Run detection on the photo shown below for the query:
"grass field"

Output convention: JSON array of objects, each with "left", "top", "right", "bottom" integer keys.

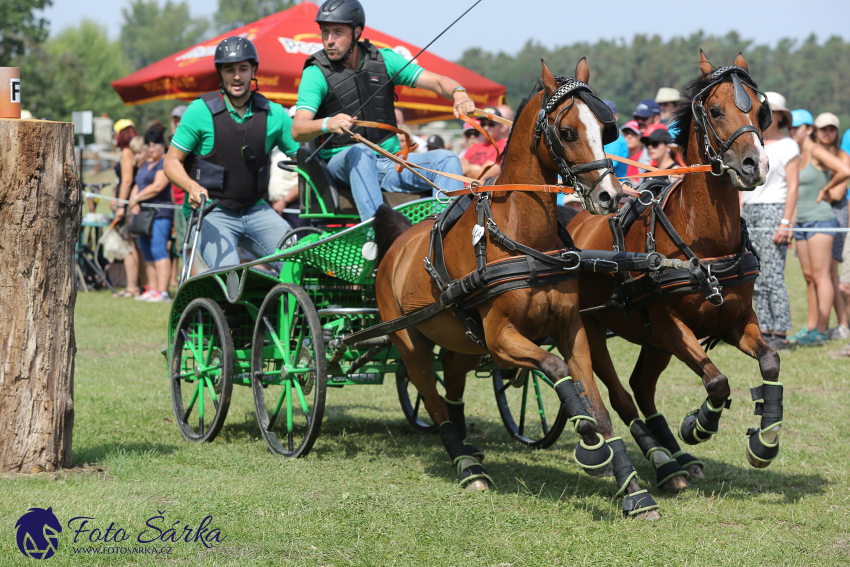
[{"left": 1, "top": 256, "right": 849, "bottom": 566}]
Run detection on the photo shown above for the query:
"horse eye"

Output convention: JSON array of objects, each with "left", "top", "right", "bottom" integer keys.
[
  {"left": 709, "top": 106, "right": 722, "bottom": 119},
  {"left": 559, "top": 128, "right": 574, "bottom": 141}
]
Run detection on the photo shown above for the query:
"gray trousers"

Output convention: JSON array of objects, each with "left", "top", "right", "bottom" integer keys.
[{"left": 743, "top": 203, "right": 792, "bottom": 333}]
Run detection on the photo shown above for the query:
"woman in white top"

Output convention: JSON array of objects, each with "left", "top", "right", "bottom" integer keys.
[{"left": 740, "top": 92, "right": 799, "bottom": 350}]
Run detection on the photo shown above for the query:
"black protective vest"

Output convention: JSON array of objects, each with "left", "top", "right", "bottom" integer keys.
[
  {"left": 183, "top": 91, "right": 270, "bottom": 210},
  {"left": 305, "top": 41, "right": 397, "bottom": 150}
]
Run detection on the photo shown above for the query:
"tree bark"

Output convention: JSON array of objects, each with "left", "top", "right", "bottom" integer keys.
[{"left": 0, "top": 118, "right": 80, "bottom": 473}]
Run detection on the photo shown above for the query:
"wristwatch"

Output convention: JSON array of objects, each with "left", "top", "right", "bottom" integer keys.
[
  {"left": 451, "top": 87, "right": 468, "bottom": 97},
  {"left": 779, "top": 219, "right": 790, "bottom": 226}
]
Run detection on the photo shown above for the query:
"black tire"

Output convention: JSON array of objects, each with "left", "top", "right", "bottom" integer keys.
[
  {"left": 493, "top": 367, "right": 568, "bottom": 449},
  {"left": 251, "top": 283, "right": 327, "bottom": 458},
  {"left": 276, "top": 227, "right": 323, "bottom": 251},
  {"left": 170, "top": 298, "right": 234, "bottom": 443},
  {"left": 395, "top": 360, "right": 446, "bottom": 433}
]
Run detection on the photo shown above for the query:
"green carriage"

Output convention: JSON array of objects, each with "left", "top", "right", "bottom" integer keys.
[{"left": 166, "top": 158, "right": 569, "bottom": 457}]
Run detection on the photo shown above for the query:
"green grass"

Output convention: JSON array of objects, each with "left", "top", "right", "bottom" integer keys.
[{"left": 1, "top": 257, "right": 849, "bottom": 566}]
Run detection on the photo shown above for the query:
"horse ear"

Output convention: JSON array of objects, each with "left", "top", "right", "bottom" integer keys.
[
  {"left": 733, "top": 51, "right": 749, "bottom": 72},
  {"left": 540, "top": 59, "right": 559, "bottom": 98},
  {"left": 698, "top": 49, "right": 715, "bottom": 77},
  {"left": 575, "top": 56, "right": 590, "bottom": 84}
]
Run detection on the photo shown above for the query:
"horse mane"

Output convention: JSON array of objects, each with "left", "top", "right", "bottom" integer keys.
[
  {"left": 672, "top": 69, "right": 762, "bottom": 153},
  {"left": 500, "top": 75, "right": 575, "bottom": 165}
]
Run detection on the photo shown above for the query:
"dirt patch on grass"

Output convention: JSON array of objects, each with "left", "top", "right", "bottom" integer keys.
[{"left": 4, "top": 462, "right": 114, "bottom": 481}]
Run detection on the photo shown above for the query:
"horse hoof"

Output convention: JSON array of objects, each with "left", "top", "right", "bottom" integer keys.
[
  {"left": 635, "top": 509, "right": 662, "bottom": 521},
  {"left": 686, "top": 464, "right": 705, "bottom": 479},
  {"left": 746, "top": 449, "right": 772, "bottom": 469},
  {"left": 585, "top": 461, "right": 613, "bottom": 478},
  {"left": 465, "top": 478, "right": 489, "bottom": 491},
  {"left": 660, "top": 475, "right": 690, "bottom": 493}
]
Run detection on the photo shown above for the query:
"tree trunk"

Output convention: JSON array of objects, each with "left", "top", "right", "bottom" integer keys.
[{"left": 0, "top": 118, "right": 80, "bottom": 473}]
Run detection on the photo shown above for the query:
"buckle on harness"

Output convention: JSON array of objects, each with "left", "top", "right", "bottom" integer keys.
[
  {"left": 639, "top": 189, "right": 658, "bottom": 206},
  {"left": 588, "top": 258, "right": 618, "bottom": 273}
]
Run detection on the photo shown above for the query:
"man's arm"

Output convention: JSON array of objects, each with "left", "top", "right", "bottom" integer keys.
[
  {"left": 413, "top": 70, "right": 475, "bottom": 118},
  {"left": 291, "top": 108, "right": 357, "bottom": 143},
  {"left": 164, "top": 145, "right": 208, "bottom": 208}
]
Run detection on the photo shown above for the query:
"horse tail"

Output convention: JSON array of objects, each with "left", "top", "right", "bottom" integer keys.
[{"left": 373, "top": 204, "right": 412, "bottom": 264}]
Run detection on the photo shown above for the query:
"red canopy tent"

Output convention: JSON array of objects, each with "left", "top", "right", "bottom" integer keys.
[{"left": 111, "top": 1, "right": 505, "bottom": 123}]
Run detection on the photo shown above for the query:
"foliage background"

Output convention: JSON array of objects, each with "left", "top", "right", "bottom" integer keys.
[{"left": 7, "top": 1, "right": 850, "bottom": 134}]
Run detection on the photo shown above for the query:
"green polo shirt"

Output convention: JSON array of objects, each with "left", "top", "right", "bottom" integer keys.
[
  {"left": 172, "top": 91, "right": 299, "bottom": 217},
  {"left": 296, "top": 46, "right": 424, "bottom": 160}
]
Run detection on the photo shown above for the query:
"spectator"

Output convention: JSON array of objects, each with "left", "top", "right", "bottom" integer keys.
[
  {"left": 427, "top": 134, "right": 446, "bottom": 151},
  {"left": 602, "top": 100, "right": 628, "bottom": 178},
  {"left": 655, "top": 88, "right": 682, "bottom": 125},
  {"left": 787, "top": 109, "right": 850, "bottom": 345},
  {"left": 461, "top": 106, "right": 507, "bottom": 178},
  {"left": 641, "top": 124, "right": 678, "bottom": 173},
  {"left": 395, "top": 108, "right": 427, "bottom": 153},
  {"left": 458, "top": 122, "right": 481, "bottom": 158},
  {"left": 131, "top": 128, "right": 174, "bottom": 303},
  {"left": 813, "top": 112, "right": 850, "bottom": 340},
  {"left": 169, "top": 104, "right": 188, "bottom": 289},
  {"left": 740, "top": 92, "right": 798, "bottom": 350},
  {"left": 621, "top": 120, "right": 649, "bottom": 182},
  {"left": 837, "top": 129, "right": 850, "bottom": 356},
  {"left": 632, "top": 99, "right": 661, "bottom": 132},
  {"left": 496, "top": 104, "right": 514, "bottom": 122},
  {"left": 111, "top": 121, "right": 144, "bottom": 298}
]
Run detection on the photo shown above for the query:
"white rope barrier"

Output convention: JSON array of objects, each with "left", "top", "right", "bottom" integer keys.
[
  {"left": 83, "top": 191, "right": 182, "bottom": 210},
  {"left": 748, "top": 227, "right": 850, "bottom": 232}
]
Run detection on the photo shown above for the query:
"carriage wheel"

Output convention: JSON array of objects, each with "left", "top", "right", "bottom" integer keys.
[
  {"left": 493, "top": 368, "right": 568, "bottom": 449},
  {"left": 251, "top": 283, "right": 327, "bottom": 458},
  {"left": 276, "top": 227, "right": 323, "bottom": 251},
  {"left": 395, "top": 360, "right": 446, "bottom": 433},
  {"left": 170, "top": 298, "right": 234, "bottom": 443}
]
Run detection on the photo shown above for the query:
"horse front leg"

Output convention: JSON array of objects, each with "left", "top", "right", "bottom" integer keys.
[
  {"left": 555, "top": 313, "right": 660, "bottom": 520},
  {"left": 722, "top": 308, "right": 783, "bottom": 469},
  {"left": 651, "top": 316, "right": 733, "bottom": 451}
]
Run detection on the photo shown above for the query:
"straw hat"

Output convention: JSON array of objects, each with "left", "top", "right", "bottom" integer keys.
[
  {"left": 764, "top": 92, "right": 792, "bottom": 129},
  {"left": 655, "top": 87, "right": 683, "bottom": 104}
]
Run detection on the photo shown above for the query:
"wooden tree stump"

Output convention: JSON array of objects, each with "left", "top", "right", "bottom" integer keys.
[{"left": 0, "top": 119, "right": 80, "bottom": 473}]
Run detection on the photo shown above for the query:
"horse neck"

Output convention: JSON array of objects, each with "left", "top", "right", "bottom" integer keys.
[
  {"left": 492, "top": 123, "right": 560, "bottom": 249},
  {"left": 667, "top": 132, "right": 743, "bottom": 257}
]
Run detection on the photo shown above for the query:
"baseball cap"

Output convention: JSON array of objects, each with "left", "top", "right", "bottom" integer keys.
[
  {"left": 764, "top": 92, "right": 792, "bottom": 128},
  {"left": 814, "top": 112, "right": 839, "bottom": 130},
  {"left": 602, "top": 100, "right": 617, "bottom": 114},
  {"left": 655, "top": 87, "right": 682, "bottom": 104},
  {"left": 427, "top": 135, "right": 445, "bottom": 151},
  {"left": 113, "top": 118, "right": 135, "bottom": 133},
  {"left": 791, "top": 109, "right": 813, "bottom": 127},
  {"left": 171, "top": 105, "right": 187, "bottom": 119},
  {"left": 633, "top": 99, "right": 661, "bottom": 118},
  {"left": 621, "top": 120, "right": 641, "bottom": 136},
  {"left": 463, "top": 122, "right": 480, "bottom": 136},
  {"left": 641, "top": 123, "right": 671, "bottom": 146},
  {"left": 477, "top": 107, "right": 502, "bottom": 123}
]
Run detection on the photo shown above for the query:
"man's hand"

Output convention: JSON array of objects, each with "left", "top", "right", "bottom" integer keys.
[
  {"left": 453, "top": 94, "right": 475, "bottom": 119},
  {"left": 326, "top": 114, "right": 356, "bottom": 135},
  {"left": 188, "top": 184, "right": 210, "bottom": 209}
]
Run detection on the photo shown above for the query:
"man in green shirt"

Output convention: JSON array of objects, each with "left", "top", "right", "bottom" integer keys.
[
  {"left": 164, "top": 37, "right": 299, "bottom": 271},
  {"left": 291, "top": 0, "right": 474, "bottom": 220}
]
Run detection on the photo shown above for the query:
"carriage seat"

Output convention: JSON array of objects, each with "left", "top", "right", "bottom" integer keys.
[{"left": 295, "top": 147, "right": 422, "bottom": 218}]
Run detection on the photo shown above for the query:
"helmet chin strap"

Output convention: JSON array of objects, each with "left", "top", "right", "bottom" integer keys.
[{"left": 338, "top": 27, "right": 361, "bottom": 63}]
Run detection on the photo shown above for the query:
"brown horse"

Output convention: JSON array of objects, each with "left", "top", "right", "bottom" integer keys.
[
  {"left": 568, "top": 51, "right": 781, "bottom": 492},
  {"left": 374, "top": 59, "right": 661, "bottom": 518}
]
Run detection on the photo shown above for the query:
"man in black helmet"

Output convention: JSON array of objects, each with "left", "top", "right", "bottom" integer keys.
[
  {"left": 164, "top": 36, "right": 299, "bottom": 271},
  {"left": 291, "top": 0, "right": 473, "bottom": 220}
]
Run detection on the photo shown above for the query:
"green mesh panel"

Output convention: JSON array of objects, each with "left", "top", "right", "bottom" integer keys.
[{"left": 281, "top": 198, "right": 448, "bottom": 285}]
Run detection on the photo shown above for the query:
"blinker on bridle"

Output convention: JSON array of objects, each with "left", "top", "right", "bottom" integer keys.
[
  {"left": 533, "top": 77, "right": 618, "bottom": 202},
  {"left": 691, "top": 65, "right": 772, "bottom": 176}
]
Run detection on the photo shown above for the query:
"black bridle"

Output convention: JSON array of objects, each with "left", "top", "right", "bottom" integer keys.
[
  {"left": 533, "top": 77, "right": 618, "bottom": 203},
  {"left": 691, "top": 65, "right": 772, "bottom": 176}
]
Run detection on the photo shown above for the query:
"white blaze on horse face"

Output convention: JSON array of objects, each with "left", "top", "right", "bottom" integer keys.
[
  {"left": 751, "top": 132, "right": 769, "bottom": 178},
  {"left": 576, "top": 102, "right": 617, "bottom": 194}
]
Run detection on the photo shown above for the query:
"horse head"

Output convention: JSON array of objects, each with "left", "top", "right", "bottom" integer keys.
[
  {"left": 680, "top": 50, "right": 771, "bottom": 190},
  {"left": 534, "top": 58, "right": 622, "bottom": 214}
]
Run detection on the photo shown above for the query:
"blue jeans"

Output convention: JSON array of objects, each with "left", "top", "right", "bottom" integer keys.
[
  {"left": 793, "top": 218, "right": 838, "bottom": 241},
  {"left": 198, "top": 202, "right": 291, "bottom": 271},
  {"left": 137, "top": 217, "right": 173, "bottom": 262},
  {"left": 326, "top": 145, "right": 464, "bottom": 219}
]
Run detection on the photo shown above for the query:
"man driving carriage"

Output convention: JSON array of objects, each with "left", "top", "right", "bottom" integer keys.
[
  {"left": 163, "top": 36, "right": 299, "bottom": 271},
  {"left": 290, "top": 0, "right": 471, "bottom": 220}
]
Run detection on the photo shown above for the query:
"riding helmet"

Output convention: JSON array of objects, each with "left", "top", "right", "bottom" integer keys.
[
  {"left": 214, "top": 36, "right": 259, "bottom": 69},
  {"left": 315, "top": 0, "right": 366, "bottom": 30}
]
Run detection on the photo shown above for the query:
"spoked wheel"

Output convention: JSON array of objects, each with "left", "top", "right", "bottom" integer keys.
[
  {"left": 170, "top": 298, "right": 234, "bottom": 442},
  {"left": 493, "top": 367, "right": 568, "bottom": 449},
  {"left": 251, "top": 283, "right": 327, "bottom": 458},
  {"left": 396, "top": 361, "right": 446, "bottom": 432}
]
